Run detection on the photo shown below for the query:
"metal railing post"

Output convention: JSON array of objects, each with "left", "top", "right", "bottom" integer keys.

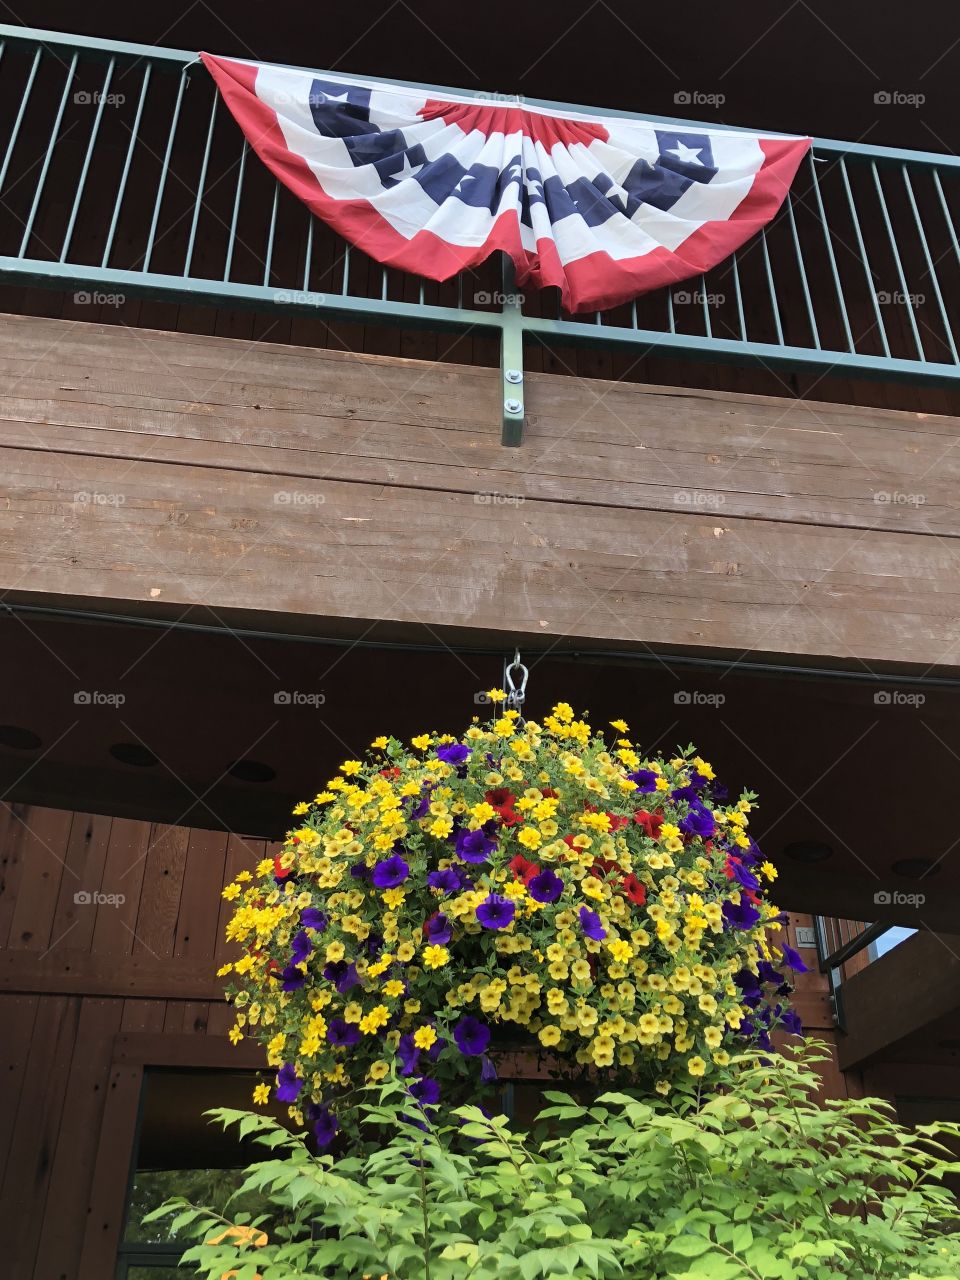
[{"left": 499, "top": 255, "right": 525, "bottom": 446}]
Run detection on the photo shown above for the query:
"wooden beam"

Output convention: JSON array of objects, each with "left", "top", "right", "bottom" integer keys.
[
  {"left": 112, "top": 1032, "right": 265, "bottom": 1068},
  {"left": 837, "top": 931, "right": 960, "bottom": 1069},
  {"left": 2, "top": 313, "right": 960, "bottom": 670}
]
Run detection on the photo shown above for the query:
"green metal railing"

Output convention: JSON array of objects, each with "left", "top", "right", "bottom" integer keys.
[{"left": 2, "top": 24, "right": 960, "bottom": 444}]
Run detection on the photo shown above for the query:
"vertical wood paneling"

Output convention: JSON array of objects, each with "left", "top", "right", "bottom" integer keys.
[
  {"left": 77, "top": 1061, "right": 143, "bottom": 1280},
  {"left": 6, "top": 807, "right": 76, "bottom": 951},
  {"left": 32, "top": 997, "right": 125, "bottom": 1280},
  {"left": 0, "top": 995, "right": 80, "bottom": 1278},
  {"left": 49, "top": 811, "right": 115, "bottom": 954},
  {"left": 89, "top": 817, "right": 151, "bottom": 954}
]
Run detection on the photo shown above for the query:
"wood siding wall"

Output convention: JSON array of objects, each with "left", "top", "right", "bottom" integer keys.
[
  {"left": 0, "top": 800, "right": 840, "bottom": 1280},
  {"left": 2, "top": 311, "right": 960, "bottom": 672}
]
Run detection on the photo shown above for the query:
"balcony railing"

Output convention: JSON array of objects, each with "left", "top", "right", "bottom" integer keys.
[{"left": 3, "top": 24, "right": 960, "bottom": 442}]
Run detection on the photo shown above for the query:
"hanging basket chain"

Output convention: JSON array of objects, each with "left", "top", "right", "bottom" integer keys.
[{"left": 503, "top": 648, "right": 529, "bottom": 716}]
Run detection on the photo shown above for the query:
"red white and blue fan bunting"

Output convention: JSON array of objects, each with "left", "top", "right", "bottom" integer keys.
[{"left": 202, "top": 54, "right": 812, "bottom": 314}]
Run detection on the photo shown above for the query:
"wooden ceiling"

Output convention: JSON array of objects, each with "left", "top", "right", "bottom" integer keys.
[{"left": 0, "top": 606, "right": 956, "bottom": 929}]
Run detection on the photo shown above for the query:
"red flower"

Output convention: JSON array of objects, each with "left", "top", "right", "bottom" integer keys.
[
  {"left": 380, "top": 766, "right": 401, "bottom": 779},
  {"left": 592, "top": 857, "right": 618, "bottom": 878},
  {"left": 509, "top": 854, "right": 540, "bottom": 885},
  {"left": 622, "top": 874, "right": 646, "bottom": 906},
  {"left": 723, "top": 857, "right": 739, "bottom": 879},
  {"left": 485, "top": 788, "right": 522, "bottom": 826},
  {"left": 606, "top": 813, "right": 629, "bottom": 831},
  {"left": 634, "top": 809, "right": 664, "bottom": 839},
  {"left": 562, "top": 834, "right": 578, "bottom": 850},
  {"left": 274, "top": 855, "right": 292, "bottom": 879}
]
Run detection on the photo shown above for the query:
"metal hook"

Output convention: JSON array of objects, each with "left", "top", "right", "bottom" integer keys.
[{"left": 504, "top": 647, "right": 528, "bottom": 712}]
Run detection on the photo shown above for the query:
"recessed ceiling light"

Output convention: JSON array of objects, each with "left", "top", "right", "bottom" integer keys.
[
  {"left": 109, "top": 742, "right": 159, "bottom": 768},
  {"left": 891, "top": 857, "right": 938, "bottom": 879},
  {"left": 0, "top": 725, "right": 42, "bottom": 750},
  {"left": 783, "top": 840, "right": 833, "bottom": 863},
  {"left": 228, "top": 760, "right": 276, "bottom": 783}
]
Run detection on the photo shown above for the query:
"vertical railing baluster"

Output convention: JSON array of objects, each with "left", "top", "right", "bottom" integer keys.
[
  {"left": 0, "top": 45, "right": 41, "bottom": 198},
  {"left": 61, "top": 57, "right": 116, "bottom": 262},
  {"left": 785, "top": 191, "right": 820, "bottom": 349},
  {"left": 666, "top": 288, "right": 675, "bottom": 334},
  {"left": 222, "top": 138, "right": 248, "bottom": 282},
  {"left": 839, "top": 156, "right": 890, "bottom": 357},
  {"left": 183, "top": 88, "right": 218, "bottom": 277},
  {"left": 902, "top": 164, "right": 958, "bottom": 364},
  {"left": 19, "top": 51, "right": 78, "bottom": 257},
  {"left": 142, "top": 63, "right": 188, "bottom": 272},
  {"left": 102, "top": 61, "right": 150, "bottom": 268},
  {"left": 730, "top": 251, "right": 747, "bottom": 341},
  {"left": 381, "top": 267, "right": 388, "bottom": 301},
  {"left": 302, "top": 212, "right": 314, "bottom": 290},
  {"left": 700, "top": 273, "right": 712, "bottom": 339},
  {"left": 630, "top": 299, "right": 638, "bottom": 330},
  {"left": 341, "top": 242, "right": 350, "bottom": 295},
  {"left": 262, "top": 180, "right": 279, "bottom": 287},
  {"left": 932, "top": 169, "right": 960, "bottom": 268},
  {"left": 807, "top": 152, "right": 854, "bottom": 353},
  {"left": 759, "top": 226, "right": 785, "bottom": 346},
  {"left": 871, "top": 159, "right": 924, "bottom": 361}
]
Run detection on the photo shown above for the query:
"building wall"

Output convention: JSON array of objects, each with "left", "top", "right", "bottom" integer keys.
[
  {"left": 2, "top": 312, "right": 960, "bottom": 674},
  {"left": 0, "top": 800, "right": 840, "bottom": 1280}
]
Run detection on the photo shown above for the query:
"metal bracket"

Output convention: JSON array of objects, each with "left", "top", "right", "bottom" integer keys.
[{"left": 499, "top": 254, "right": 525, "bottom": 446}]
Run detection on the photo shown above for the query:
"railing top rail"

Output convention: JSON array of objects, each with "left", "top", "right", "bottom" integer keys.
[{"left": 1, "top": 21, "right": 958, "bottom": 171}]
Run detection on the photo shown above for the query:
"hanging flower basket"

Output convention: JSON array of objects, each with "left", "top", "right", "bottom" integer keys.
[{"left": 218, "top": 696, "right": 805, "bottom": 1145}]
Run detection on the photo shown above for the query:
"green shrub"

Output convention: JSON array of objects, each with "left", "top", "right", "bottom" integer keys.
[{"left": 149, "top": 1045, "right": 960, "bottom": 1280}]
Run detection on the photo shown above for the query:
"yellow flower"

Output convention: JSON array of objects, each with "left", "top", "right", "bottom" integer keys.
[
  {"left": 687, "top": 1055, "right": 707, "bottom": 1077},
  {"left": 606, "top": 939, "right": 633, "bottom": 963},
  {"left": 580, "top": 875, "right": 604, "bottom": 900},
  {"left": 411, "top": 734, "right": 432, "bottom": 750},
  {"left": 325, "top": 941, "right": 345, "bottom": 962},
  {"left": 610, "top": 719, "right": 629, "bottom": 733},
  {"left": 228, "top": 1025, "right": 243, "bottom": 1045},
  {"left": 422, "top": 945, "right": 450, "bottom": 970},
  {"left": 383, "top": 979, "right": 406, "bottom": 998},
  {"left": 340, "top": 760, "right": 363, "bottom": 776},
  {"left": 486, "top": 688, "right": 507, "bottom": 703},
  {"left": 382, "top": 887, "right": 406, "bottom": 909},
  {"left": 397, "top": 941, "right": 416, "bottom": 962},
  {"left": 221, "top": 883, "right": 241, "bottom": 901},
  {"left": 517, "top": 826, "right": 542, "bottom": 850},
  {"left": 538, "top": 1025, "right": 561, "bottom": 1046},
  {"left": 359, "top": 1005, "right": 390, "bottom": 1035},
  {"left": 252, "top": 1083, "right": 271, "bottom": 1105},
  {"left": 761, "top": 861, "right": 778, "bottom": 881},
  {"left": 367, "top": 1060, "right": 390, "bottom": 1081},
  {"left": 371, "top": 736, "right": 389, "bottom": 749},
  {"left": 414, "top": 1025, "right": 437, "bottom": 1050}
]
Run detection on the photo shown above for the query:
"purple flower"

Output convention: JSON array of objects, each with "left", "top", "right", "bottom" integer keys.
[
  {"left": 480, "top": 1054, "right": 498, "bottom": 1083},
  {"left": 455, "top": 825, "right": 498, "bottom": 864},
  {"left": 406, "top": 786, "right": 433, "bottom": 820},
  {"left": 723, "top": 898, "right": 762, "bottom": 930},
  {"left": 436, "top": 743, "right": 471, "bottom": 770},
  {"left": 312, "top": 1105, "right": 338, "bottom": 1148},
  {"left": 425, "top": 912, "right": 452, "bottom": 945},
  {"left": 529, "top": 869, "right": 563, "bottom": 904},
  {"left": 327, "top": 1018, "right": 361, "bottom": 1048},
  {"left": 290, "top": 929, "right": 312, "bottom": 964},
  {"left": 427, "top": 867, "right": 461, "bottom": 894},
  {"left": 476, "top": 895, "right": 515, "bottom": 930},
  {"left": 679, "top": 801, "right": 715, "bottom": 839},
  {"left": 726, "top": 857, "right": 760, "bottom": 892},
  {"left": 626, "top": 768, "right": 657, "bottom": 792},
  {"left": 779, "top": 942, "right": 809, "bottom": 973},
  {"left": 281, "top": 963, "right": 307, "bottom": 992},
  {"left": 372, "top": 855, "right": 409, "bottom": 889},
  {"left": 409, "top": 1076, "right": 441, "bottom": 1106},
  {"left": 734, "top": 968, "right": 763, "bottom": 1007},
  {"left": 350, "top": 862, "right": 371, "bottom": 881},
  {"left": 323, "top": 960, "right": 360, "bottom": 993},
  {"left": 301, "top": 908, "right": 328, "bottom": 932},
  {"left": 397, "top": 1032, "right": 420, "bottom": 1077},
  {"left": 453, "top": 1015, "right": 491, "bottom": 1057},
  {"left": 276, "top": 1063, "right": 303, "bottom": 1102},
  {"left": 579, "top": 906, "right": 606, "bottom": 941},
  {"left": 779, "top": 1007, "right": 804, "bottom": 1036}
]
